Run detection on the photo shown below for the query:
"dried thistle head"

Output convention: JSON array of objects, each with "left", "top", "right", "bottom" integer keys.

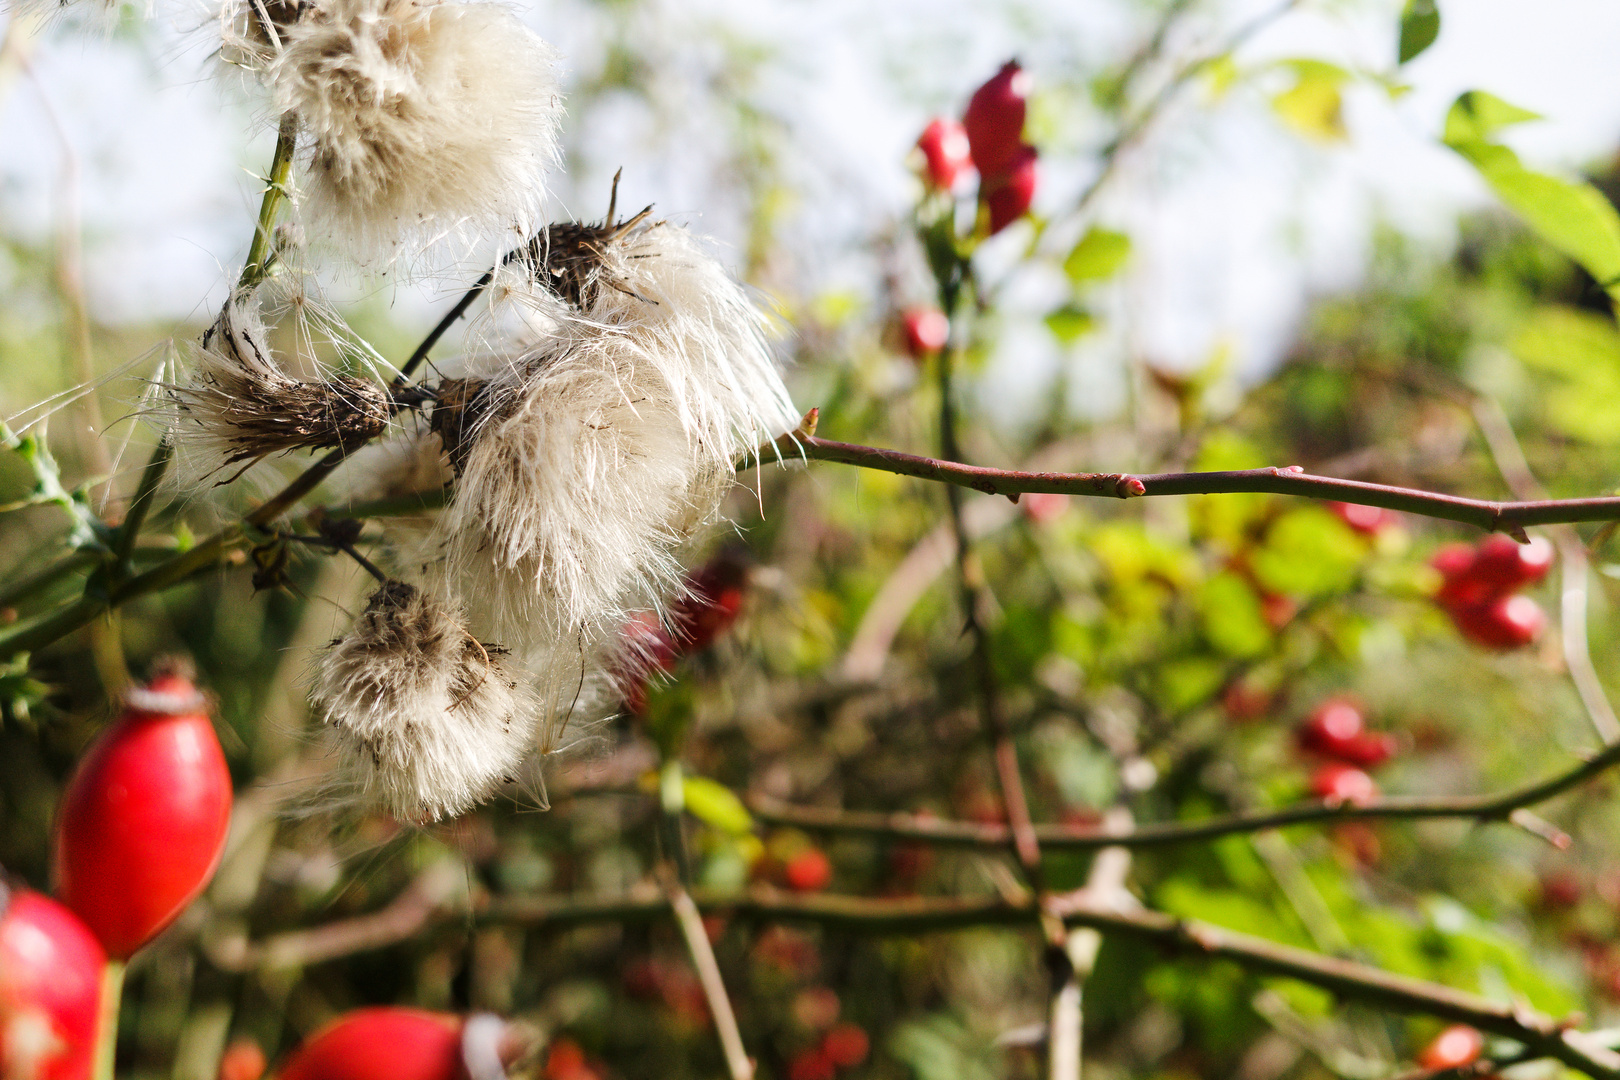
[
  {"left": 167, "top": 297, "right": 395, "bottom": 482},
  {"left": 267, "top": 0, "right": 563, "bottom": 259},
  {"left": 311, "top": 580, "right": 536, "bottom": 822}
]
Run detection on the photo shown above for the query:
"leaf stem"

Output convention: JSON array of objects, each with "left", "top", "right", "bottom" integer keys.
[{"left": 93, "top": 958, "right": 124, "bottom": 1080}]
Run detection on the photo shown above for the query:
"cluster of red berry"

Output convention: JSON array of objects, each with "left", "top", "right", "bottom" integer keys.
[
  {"left": 620, "top": 549, "right": 752, "bottom": 714},
  {"left": 1, "top": 663, "right": 231, "bottom": 1080},
  {"left": 1431, "top": 534, "right": 1553, "bottom": 650},
  {"left": 786, "top": 1021, "right": 870, "bottom": 1080},
  {"left": 901, "top": 59, "right": 1039, "bottom": 363},
  {"left": 1296, "top": 697, "right": 1399, "bottom": 805}
]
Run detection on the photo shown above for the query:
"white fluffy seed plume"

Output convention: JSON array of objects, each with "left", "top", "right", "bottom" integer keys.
[
  {"left": 311, "top": 579, "right": 536, "bottom": 822},
  {"left": 167, "top": 295, "right": 395, "bottom": 485},
  {"left": 267, "top": 0, "right": 563, "bottom": 258},
  {"left": 427, "top": 212, "right": 799, "bottom": 639}
]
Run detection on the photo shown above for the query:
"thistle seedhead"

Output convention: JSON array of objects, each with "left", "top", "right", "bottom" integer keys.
[
  {"left": 311, "top": 580, "right": 536, "bottom": 822},
  {"left": 168, "top": 297, "right": 396, "bottom": 482},
  {"left": 266, "top": 0, "right": 563, "bottom": 260}
]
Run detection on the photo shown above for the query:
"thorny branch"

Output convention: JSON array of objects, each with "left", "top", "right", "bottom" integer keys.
[
  {"left": 749, "top": 735, "right": 1620, "bottom": 852},
  {"left": 207, "top": 886, "right": 1620, "bottom": 1080}
]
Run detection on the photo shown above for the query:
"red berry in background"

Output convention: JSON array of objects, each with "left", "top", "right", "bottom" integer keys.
[
  {"left": 788, "top": 1049, "right": 836, "bottom": 1080},
  {"left": 915, "top": 118, "right": 973, "bottom": 191},
  {"left": 964, "top": 60, "right": 1032, "bottom": 179},
  {"left": 902, "top": 308, "right": 950, "bottom": 360},
  {"left": 821, "top": 1024, "right": 871, "bottom": 1068},
  {"left": 1311, "top": 763, "right": 1378, "bottom": 804},
  {"left": 1471, "top": 534, "right": 1554, "bottom": 593},
  {"left": 1539, "top": 869, "right": 1583, "bottom": 910},
  {"left": 1298, "top": 698, "right": 1365, "bottom": 751},
  {"left": 1417, "top": 1025, "right": 1484, "bottom": 1071},
  {"left": 217, "top": 1039, "right": 267, "bottom": 1080},
  {"left": 671, "top": 548, "right": 751, "bottom": 655},
  {"left": 1330, "top": 501, "right": 1396, "bottom": 536},
  {"left": 54, "top": 663, "right": 232, "bottom": 960},
  {"left": 1221, "top": 679, "right": 1275, "bottom": 723},
  {"left": 1331, "top": 732, "right": 1399, "bottom": 769},
  {"left": 279, "top": 1009, "right": 462, "bottom": 1080},
  {"left": 0, "top": 884, "right": 105, "bottom": 1080},
  {"left": 1449, "top": 594, "right": 1546, "bottom": 650},
  {"left": 544, "top": 1037, "right": 602, "bottom": 1080},
  {"left": 1020, "top": 491, "right": 1070, "bottom": 524},
  {"left": 983, "top": 146, "right": 1038, "bottom": 235},
  {"left": 784, "top": 848, "right": 833, "bottom": 893}
]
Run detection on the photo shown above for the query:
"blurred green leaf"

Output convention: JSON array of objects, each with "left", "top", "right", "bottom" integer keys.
[
  {"left": 1397, "top": 0, "right": 1440, "bottom": 64},
  {"left": 1251, "top": 507, "right": 1364, "bottom": 598},
  {"left": 1044, "top": 304, "right": 1096, "bottom": 345},
  {"left": 1511, "top": 305, "right": 1620, "bottom": 442},
  {"left": 1063, "top": 227, "right": 1132, "bottom": 284},
  {"left": 1272, "top": 61, "right": 1350, "bottom": 142},
  {"left": 683, "top": 775, "right": 753, "bottom": 835},
  {"left": 1444, "top": 92, "right": 1620, "bottom": 298},
  {"left": 1199, "top": 572, "right": 1273, "bottom": 659}
]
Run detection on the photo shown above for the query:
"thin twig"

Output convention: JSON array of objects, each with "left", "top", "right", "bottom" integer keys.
[
  {"left": 1048, "top": 808, "right": 1134, "bottom": 1080},
  {"left": 749, "top": 737, "right": 1620, "bottom": 851},
  {"left": 742, "top": 431, "right": 1620, "bottom": 532},
  {"left": 669, "top": 884, "right": 754, "bottom": 1080}
]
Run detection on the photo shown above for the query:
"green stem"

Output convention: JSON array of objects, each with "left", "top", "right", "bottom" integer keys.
[
  {"left": 112, "top": 439, "right": 171, "bottom": 579},
  {"left": 93, "top": 958, "right": 124, "bottom": 1080},
  {"left": 238, "top": 114, "right": 298, "bottom": 293},
  {"left": 0, "top": 550, "right": 97, "bottom": 610}
]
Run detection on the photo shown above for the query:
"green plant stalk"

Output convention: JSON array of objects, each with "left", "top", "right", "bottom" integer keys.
[
  {"left": 238, "top": 114, "right": 298, "bottom": 293},
  {"left": 111, "top": 438, "right": 172, "bottom": 579},
  {"left": 93, "top": 958, "right": 124, "bottom": 1080}
]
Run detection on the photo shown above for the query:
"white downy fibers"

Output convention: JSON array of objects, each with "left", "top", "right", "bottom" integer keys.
[
  {"left": 311, "top": 579, "right": 536, "bottom": 821},
  {"left": 268, "top": 0, "right": 562, "bottom": 258}
]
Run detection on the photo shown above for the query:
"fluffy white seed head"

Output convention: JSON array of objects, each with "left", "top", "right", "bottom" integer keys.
[
  {"left": 267, "top": 0, "right": 563, "bottom": 259},
  {"left": 166, "top": 294, "right": 395, "bottom": 487},
  {"left": 311, "top": 579, "right": 536, "bottom": 822}
]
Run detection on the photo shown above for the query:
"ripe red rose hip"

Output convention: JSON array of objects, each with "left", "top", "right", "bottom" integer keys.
[
  {"left": 784, "top": 848, "right": 833, "bottom": 892},
  {"left": 1416, "top": 1024, "right": 1483, "bottom": 1071},
  {"left": 915, "top": 118, "right": 973, "bottom": 191},
  {"left": 984, "top": 146, "right": 1038, "bottom": 235},
  {"left": 280, "top": 1009, "right": 528, "bottom": 1080},
  {"left": 1450, "top": 594, "right": 1546, "bottom": 650},
  {"left": 53, "top": 663, "right": 232, "bottom": 959},
  {"left": 902, "top": 308, "right": 950, "bottom": 360},
  {"left": 821, "top": 1023, "right": 870, "bottom": 1068},
  {"left": 1330, "top": 501, "right": 1395, "bottom": 536},
  {"left": 0, "top": 884, "right": 105, "bottom": 1080},
  {"left": 1311, "top": 763, "right": 1377, "bottom": 804},
  {"left": 1470, "top": 534, "right": 1554, "bottom": 592},
  {"left": 964, "top": 60, "right": 1032, "bottom": 179}
]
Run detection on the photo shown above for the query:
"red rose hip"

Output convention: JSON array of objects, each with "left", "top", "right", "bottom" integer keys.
[
  {"left": 902, "top": 308, "right": 950, "bottom": 360},
  {"left": 1449, "top": 594, "right": 1546, "bottom": 650},
  {"left": 915, "top": 118, "right": 973, "bottom": 191},
  {"left": 784, "top": 848, "right": 833, "bottom": 892},
  {"left": 1416, "top": 1024, "right": 1483, "bottom": 1071},
  {"left": 54, "top": 663, "right": 232, "bottom": 959},
  {"left": 1311, "top": 763, "right": 1378, "bottom": 804},
  {"left": 0, "top": 885, "right": 105, "bottom": 1080},
  {"left": 983, "top": 147, "right": 1038, "bottom": 235},
  {"left": 964, "top": 60, "right": 1032, "bottom": 179}
]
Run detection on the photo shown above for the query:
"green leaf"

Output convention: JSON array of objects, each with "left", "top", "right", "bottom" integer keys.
[
  {"left": 1250, "top": 507, "right": 1364, "bottom": 598},
  {"left": 682, "top": 775, "right": 753, "bottom": 835},
  {"left": 1442, "top": 90, "right": 1539, "bottom": 144},
  {"left": 1443, "top": 92, "right": 1620, "bottom": 297},
  {"left": 1511, "top": 305, "right": 1620, "bottom": 443},
  {"left": 1397, "top": 0, "right": 1440, "bottom": 64},
  {"left": 1063, "top": 227, "right": 1132, "bottom": 284},
  {"left": 1271, "top": 62, "right": 1349, "bottom": 142},
  {"left": 1044, "top": 304, "right": 1095, "bottom": 345},
  {"left": 1198, "top": 572, "right": 1273, "bottom": 659}
]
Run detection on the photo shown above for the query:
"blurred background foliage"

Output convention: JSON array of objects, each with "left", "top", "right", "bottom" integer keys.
[{"left": 5, "top": 0, "right": 1620, "bottom": 1078}]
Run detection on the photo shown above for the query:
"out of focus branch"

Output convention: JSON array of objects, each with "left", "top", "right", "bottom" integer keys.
[
  {"left": 750, "top": 737, "right": 1620, "bottom": 851},
  {"left": 744, "top": 428, "right": 1620, "bottom": 532}
]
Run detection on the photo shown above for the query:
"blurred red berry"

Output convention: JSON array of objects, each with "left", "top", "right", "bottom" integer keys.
[
  {"left": 1431, "top": 542, "right": 1478, "bottom": 583},
  {"left": 217, "top": 1040, "right": 267, "bottom": 1080},
  {"left": 1471, "top": 534, "right": 1554, "bottom": 593},
  {"left": 1448, "top": 594, "right": 1546, "bottom": 650},
  {"left": 788, "top": 1049, "right": 836, "bottom": 1080},
  {"left": 1417, "top": 1025, "right": 1484, "bottom": 1071},
  {"left": 1311, "top": 763, "right": 1378, "bottom": 804},
  {"left": 0, "top": 885, "right": 105, "bottom": 1080},
  {"left": 1298, "top": 698, "right": 1365, "bottom": 750},
  {"left": 1221, "top": 679, "right": 1275, "bottom": 723},
  {"left": 784, "top": 848, "right": 833, "bottom": 893},
  {"left": 278, "top": 1008, "right": 462, "bottom": 1080},
  {"left": 544, "top": 1038, "right": 587, "bottom": 1080},
  {"left": 1021, "top": 492, "right": 1070, "bottom": 524},
  {"left": 964, "top": 60, "right": 1031, "bottom": 179},
  {"left": 821, "top": 1024, "right": 871, "bottom": 1068},
  {"left": 902, "top": 308, "right": 950, "bottom": 360},
  {"left": 674, "top": 550, "right": 751, "bottom": 653},
  {"left": 983, "top": 146, "right": 1037, "bottom": 235},
  {"left": 1540, "top": 869, "right": 1583, "bottom": 910},
  {"left": 54, "top": 664, "right": 233, "bottom": 959},
  {"left": 1259, "top": 591, "right": 1298, "bottom": 629},
  {"left": 1330, "top": 501, "right": 1396, "bottom": 535},
  {"left": 1333, "top": 732, "right": 1399, "bottom": 768},
  {"left": 916, "top": 118, "right": 972, "bottom": 191}
]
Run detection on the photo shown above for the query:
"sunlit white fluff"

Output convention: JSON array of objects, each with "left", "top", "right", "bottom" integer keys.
[
  {"left": 267, "top": 0, "right": 563, "bottom": 258},
  {"left": 311, "top": 579, "right": 536, "bottom": 822},
  {"left": 166, "top": 292, "right": 394, "bottom": 487}
]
